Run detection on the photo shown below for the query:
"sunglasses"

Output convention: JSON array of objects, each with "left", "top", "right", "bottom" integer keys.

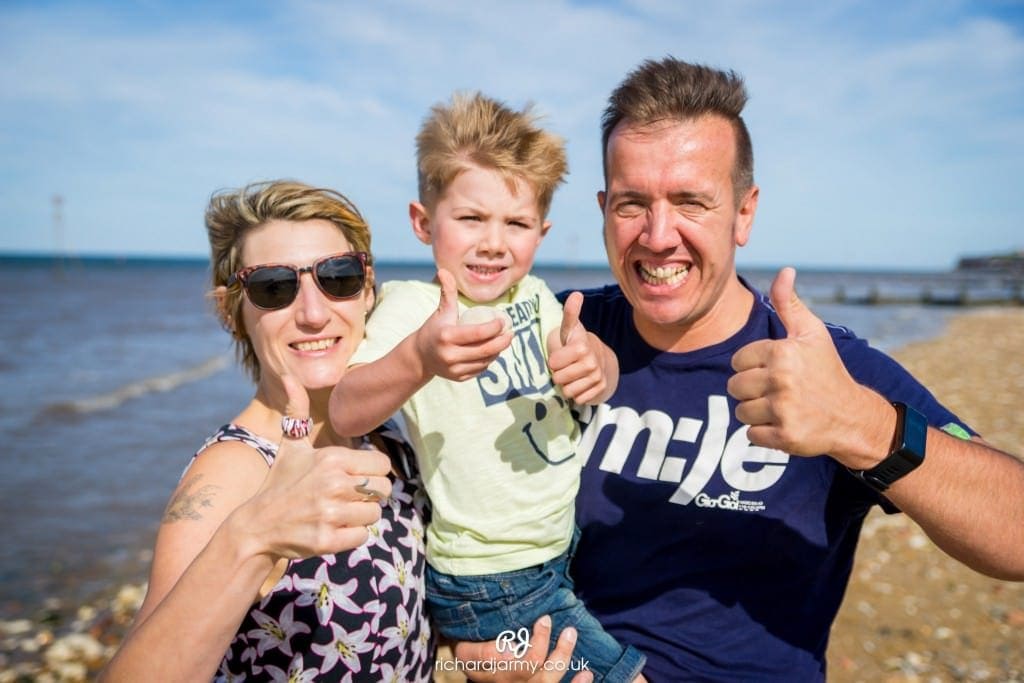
[{"left": 228, "top": 251, "right": 369, "bottom": 310}]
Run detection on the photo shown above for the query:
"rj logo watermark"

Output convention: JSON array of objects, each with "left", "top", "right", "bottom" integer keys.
[
  {"left": 495, "top": 627, "right": 532, "bottom": 659},
  {"left": 436, "top": 627, "right": 591, "bottom": 675}
]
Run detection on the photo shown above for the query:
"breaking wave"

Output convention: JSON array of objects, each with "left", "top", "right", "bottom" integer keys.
[{"left": 45, "top": 354, "right": 231, "bottom": 415}]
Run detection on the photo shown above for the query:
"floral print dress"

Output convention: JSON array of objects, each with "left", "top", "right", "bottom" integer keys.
[{"left": 191, "top": 422, "right": 434, "bottom": 682}]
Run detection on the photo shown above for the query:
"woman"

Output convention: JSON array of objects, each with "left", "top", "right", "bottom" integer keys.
[{"left": 102, "top": 180, "right": 434, "bottom": 681}]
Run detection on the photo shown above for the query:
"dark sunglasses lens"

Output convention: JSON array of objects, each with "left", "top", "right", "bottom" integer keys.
[
  {"left": 245, "top": 266, "right": 299, "bottom": 309},
  {"left": 316, "top": 256, "right": 365, "bottom": 299}
]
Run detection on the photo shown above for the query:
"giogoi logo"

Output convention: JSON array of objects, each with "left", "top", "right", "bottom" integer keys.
[{"left": 694, "top": 490, "right": 766, "bottom": 513}]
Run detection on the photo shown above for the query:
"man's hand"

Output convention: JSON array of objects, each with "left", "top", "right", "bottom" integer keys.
[
  {"left": 414, "top": 268, "right": 513, "bottom": 381},
  {"left": 727, "top": 267, "right": 894, "bottom": 466},
  {"left": 451, "top": 615, "right": 593, "bottom": 682},
  {"left": 547, "top": 292, "right": 618, "bottom": 405}
]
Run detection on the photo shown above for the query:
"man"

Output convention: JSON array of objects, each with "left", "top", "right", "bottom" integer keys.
[
  {"left": 457, "top": 57, "right": 1024, "bottom": 682},
  {"left": 565, "top": 57, "right": 1024, "bottom": 680}
]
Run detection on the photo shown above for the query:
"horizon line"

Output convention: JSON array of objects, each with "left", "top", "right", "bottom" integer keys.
[{"left": 0, "top": 250, "right": 975, "bottom": 275}]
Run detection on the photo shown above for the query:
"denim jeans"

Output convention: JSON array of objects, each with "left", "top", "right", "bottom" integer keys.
[{"left": 426, "top": 537, "right": 646, "bottom": 682}]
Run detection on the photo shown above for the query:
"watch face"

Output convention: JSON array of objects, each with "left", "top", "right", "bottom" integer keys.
[
  {"left": 857, "top": 402, "right": 928, "bottom": 492},
  {"left": 903, "top": 405, "right": 929, "bottom": 459}
]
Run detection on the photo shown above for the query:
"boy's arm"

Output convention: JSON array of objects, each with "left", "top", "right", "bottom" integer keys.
[
  {"left": 331, "top": 269, "right": 513, "bottom": 436},
  {"left": 547, "top": 291, "right": 619, "bottom": 405},
  {"left": 330, "top": 338, "right": 431, "bottom": 438}
]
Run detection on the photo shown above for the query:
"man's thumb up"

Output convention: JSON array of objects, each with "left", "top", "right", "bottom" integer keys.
[
  {"left": 559, "top": 291, "right": 584, "bottom": 347},
  {"left": 770, "top": 267, "right": 823, "bottom": 339}
]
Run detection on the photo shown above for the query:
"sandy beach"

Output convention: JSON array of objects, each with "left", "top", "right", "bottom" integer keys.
[
  {"left": 828, "top": 308, "right": 1024, "bottom": 683},
  {"left": 2, "top": 307, "right": 1021, "bottom": 681}
]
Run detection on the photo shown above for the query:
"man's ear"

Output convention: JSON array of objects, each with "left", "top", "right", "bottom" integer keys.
[
  {"left": 734, "top": 185, "right": 759, "bottom": 247},
  {"left": 597, "top": 190, "right": 607, "bottom": 213},
  {"left": 409, "top": 201, "right": 432, "bottom": 245},
  {"left": 540, "top": 220, "right": 552, "bottom": 238}
]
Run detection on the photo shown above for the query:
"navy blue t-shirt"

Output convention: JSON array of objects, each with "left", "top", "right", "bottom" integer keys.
[{"left": 560, "top": 282, "right": 973, "bottom": 682}]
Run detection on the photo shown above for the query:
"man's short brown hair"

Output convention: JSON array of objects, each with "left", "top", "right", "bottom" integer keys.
[{"left": 602, "top": 57, "right": 754, "bottom": 203}]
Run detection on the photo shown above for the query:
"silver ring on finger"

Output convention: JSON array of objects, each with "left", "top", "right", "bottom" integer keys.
[{"left": 354, "top": 477, "right": 386, "bottom": 502}]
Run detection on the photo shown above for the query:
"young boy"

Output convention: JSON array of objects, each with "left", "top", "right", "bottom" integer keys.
[{"left": 330, "top": 92, "right": 646, "bottom": 681}]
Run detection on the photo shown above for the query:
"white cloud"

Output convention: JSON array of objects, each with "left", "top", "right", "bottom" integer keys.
[{"left": 0, "top": 0, "right": 1020, "bottom": 267}]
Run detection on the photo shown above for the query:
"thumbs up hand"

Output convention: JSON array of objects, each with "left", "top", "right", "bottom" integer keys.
[
  {"left": 414, "top": 269, "right": 513, "bottom": 382},
  {"left": 727, "top": 268, "right": 887, "bottom": 460},
  {"left": 261, "top": 373, "right": 316, "bottom": 493},
  {"left": 250, "top": 373, "right": 392, "bottom": 559},
  {"left": 547, "top": 291, "right": 619, "bottom": 405}
]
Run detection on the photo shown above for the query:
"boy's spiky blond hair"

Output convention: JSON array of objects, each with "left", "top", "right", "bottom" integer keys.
[{"left": 416, "top": 92, "right": 568, "bottom": 217}]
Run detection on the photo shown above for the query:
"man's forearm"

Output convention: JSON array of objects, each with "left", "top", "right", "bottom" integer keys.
[{"left": 882, "top": 431, "right": 1024, "bottom": 580}]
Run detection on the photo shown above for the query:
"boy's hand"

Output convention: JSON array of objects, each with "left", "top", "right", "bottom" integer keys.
[
  {"left": 414, "top": 268, "right": 513, "bottom": 382},
  {"left": 547, "top": 291, "right": 616, "bottom": 404}
]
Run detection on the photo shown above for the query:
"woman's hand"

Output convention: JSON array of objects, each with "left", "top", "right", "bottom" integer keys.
[
  {"left": 450, "top": 615, "right": 593, "bottom": 682},
  {"left": 238, "top": 374, "right": 393, "bottom": 560}
]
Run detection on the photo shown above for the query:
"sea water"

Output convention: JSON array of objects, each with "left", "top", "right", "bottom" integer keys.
[{"left": 0, "top": 257, "right": 958, "bottom": 617}]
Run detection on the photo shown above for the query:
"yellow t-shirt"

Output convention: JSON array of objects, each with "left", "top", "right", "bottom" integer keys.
[{"left": 350, "top": 275, "right": 580, "bottom": 575}]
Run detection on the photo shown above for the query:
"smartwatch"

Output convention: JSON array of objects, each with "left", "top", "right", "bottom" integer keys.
[{"left": 851, "top": 402, "right": 928, "bottom": 493}]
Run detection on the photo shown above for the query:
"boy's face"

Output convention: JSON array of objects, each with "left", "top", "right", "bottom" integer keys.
[{"left": 411, "top": 163, "right": 550, "bottom": 304}]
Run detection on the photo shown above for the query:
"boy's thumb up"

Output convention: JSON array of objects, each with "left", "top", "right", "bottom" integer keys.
[{"left": 435, "top": 268, "right": 459, "bottom": 325}]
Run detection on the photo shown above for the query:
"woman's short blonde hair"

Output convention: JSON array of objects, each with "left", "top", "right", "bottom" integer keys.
[{"left": 206, "top": 180, "right": 373, "bottom": 381}]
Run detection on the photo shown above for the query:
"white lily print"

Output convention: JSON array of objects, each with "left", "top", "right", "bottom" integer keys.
[
  {"left": 262, "top": 655, "right": 318, "bottom": 683},
  {"left": 395, "top": 513, "right": 425, "bottom": 562},
  {"left": 246, "top": 603, "right": 311, "bottom": 657},
  {"left": 345, "top": 541, "right": 372, "bottom": 568},
  {"left": 256, "top": 571, "right": 293, "bottom": 607},
  {"left": 385, "top": 479, "right": 414, "bottom": 514},
  {"left": 205, "top": 424, "right": 432, "bottom": 681},
  {"left": 374, "top": 546, "right": 415, "bottom": 605},
  {"left": 239, "top": 644, "right": 257, "bottom": 669},
  {"left": 367, "top": 517, "right": 393, "bottom": 549},
  {"left": 214, "top": 658, "right": 246, "bottom": 683},
  {"left": 409, "top": 619, "right": 432, "bottom": 667},
  {"left": 377, "top": 603, "right": 411, "bottom": 656},
  {"left": 311, "top": 621, "right": 374, "bottom": 676},
  {"left": 293, "top": 561, "right": 360, "bottom": 625},
  {"left": 361, "top": 598, "right": 385, "bottom": 632},
  {"left": 372, "top": 661, "right": 407, "bottom": 683}
]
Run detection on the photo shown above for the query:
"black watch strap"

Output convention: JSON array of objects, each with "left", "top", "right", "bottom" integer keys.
[{"left": 851, "top": 402, "right": 928, "bottom": 493}]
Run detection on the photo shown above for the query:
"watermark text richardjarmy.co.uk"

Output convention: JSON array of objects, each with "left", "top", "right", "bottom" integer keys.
[{"left": 436, "top": 627, "right": 592, "bottom": 675}]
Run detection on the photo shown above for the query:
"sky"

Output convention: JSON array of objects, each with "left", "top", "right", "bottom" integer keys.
[{"left": 1, "top": 0, "right": 1022, "bottom": 270}]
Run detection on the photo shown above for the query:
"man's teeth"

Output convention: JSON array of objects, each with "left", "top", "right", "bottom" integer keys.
[
  {"left": 639, "top": 264, "right": 689, "bottom": 286},
  {"left": 293, "top": 338, "right": 337, "bottom": 352}
]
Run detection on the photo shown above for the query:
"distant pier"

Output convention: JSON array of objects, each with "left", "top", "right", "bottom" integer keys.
[
  {"left": 821, "top": 276, "right": 1023, "bottom": 307},
  {"left": 738, "top": 264, "right": 1024, "bottom": 308}
]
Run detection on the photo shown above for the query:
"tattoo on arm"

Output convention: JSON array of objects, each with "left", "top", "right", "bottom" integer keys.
[{"left": 163, "top": 474, "right": 220, "bottom": 523}]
